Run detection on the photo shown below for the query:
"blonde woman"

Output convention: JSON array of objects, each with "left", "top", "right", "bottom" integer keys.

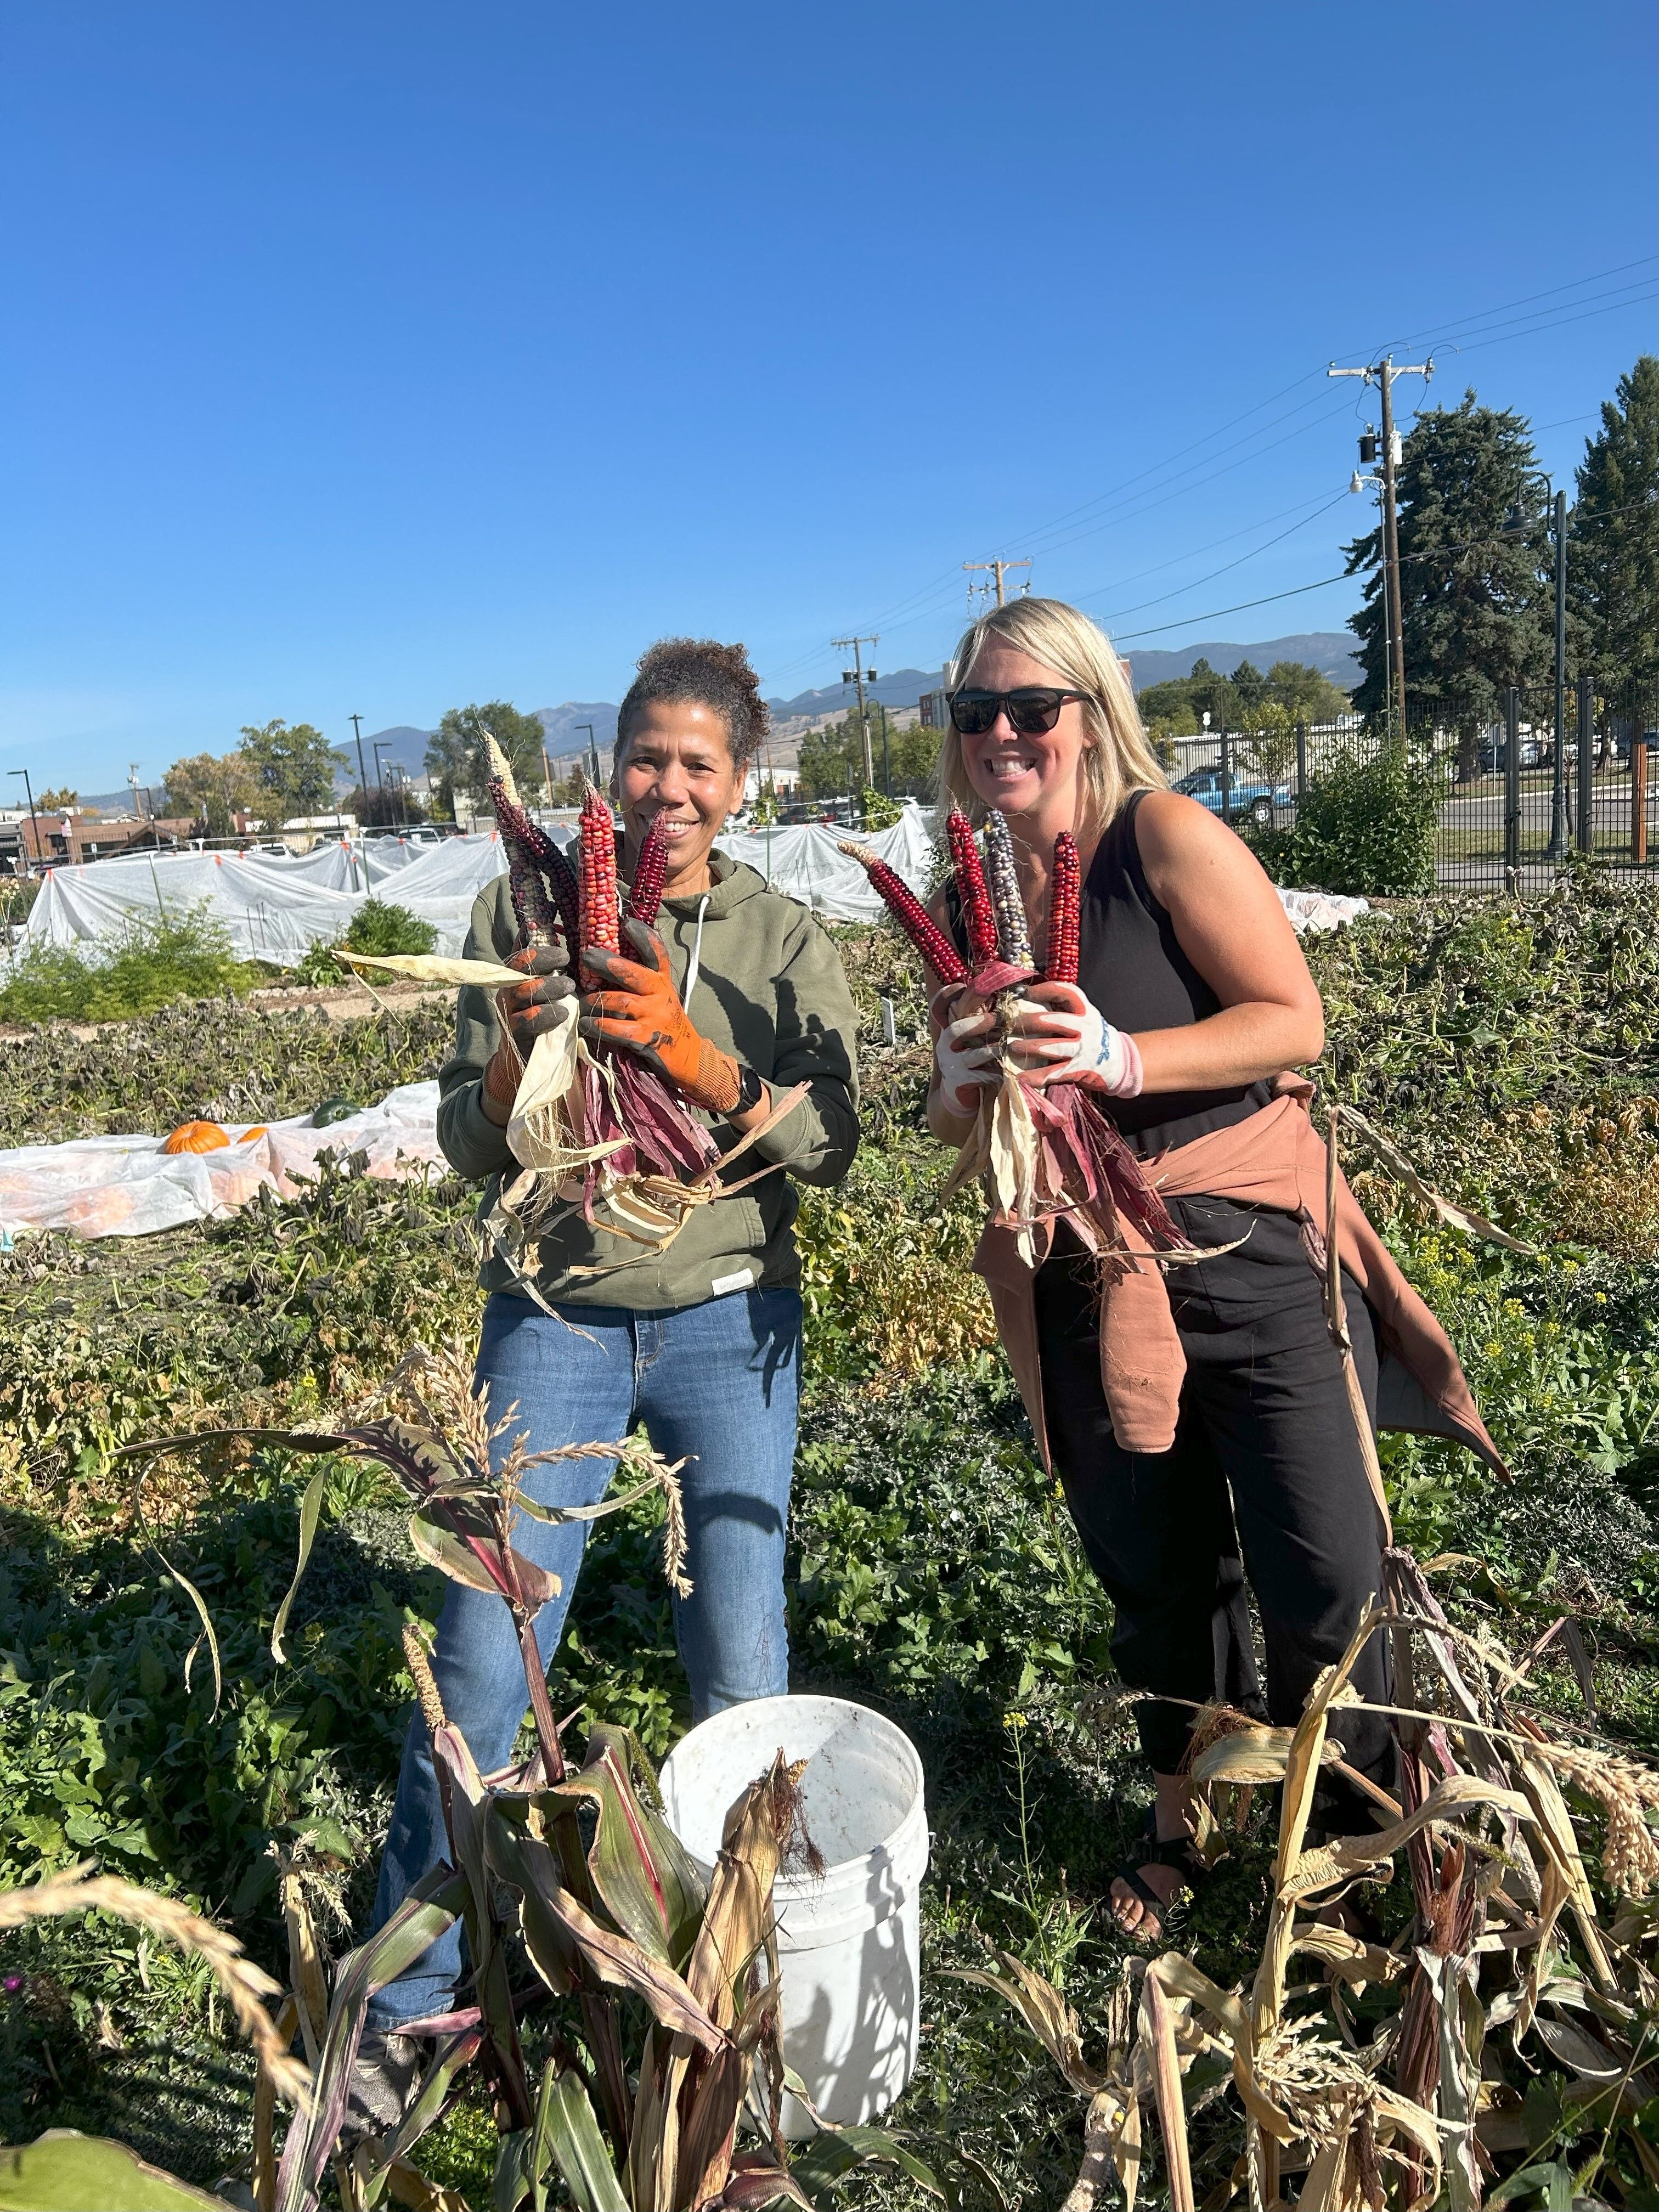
[{"left": 925, "top": 598, "right": 1500, "bottom": 1941}]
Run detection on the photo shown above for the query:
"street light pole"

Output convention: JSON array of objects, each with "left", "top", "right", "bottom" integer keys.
[
  {"left": 373, "top": 742, "right": 393, "bottom": 828},
  {"left": 577, "top": 724, "right": 599, "bottom": 785},
  {"left": 9, "top": 768, "right": 42, "bottom": 872},
  {"left": 350, "top": 713, "right": 369, "bottom": 826}
]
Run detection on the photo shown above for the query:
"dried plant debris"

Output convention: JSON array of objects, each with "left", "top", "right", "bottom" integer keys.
[{"left": 963, "top": 1544, "right": 1659, "bottom": 2210}]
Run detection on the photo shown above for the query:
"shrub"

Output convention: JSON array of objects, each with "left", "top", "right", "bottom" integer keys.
[
  {"left": 293, "top": 898, "right": 437, "bottom": 985},
  {"left": 1244, "top": 743, "right": 1440, "bottom": 896},
  {"left": 0, "top": 909, "right": 258, "bottom": 1025}
]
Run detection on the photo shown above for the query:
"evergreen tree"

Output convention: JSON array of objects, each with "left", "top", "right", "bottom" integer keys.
[
  {"left": 1344, "top": 391, "right": 1551, "bottom": 773},
  {"left": 1572, "top": 354, "right": 1659, "bottom": 685}
]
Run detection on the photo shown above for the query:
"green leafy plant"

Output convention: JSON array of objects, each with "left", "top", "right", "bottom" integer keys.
[
  {"left": 293, "top": 900, "right": 438, "bottom": 988},
  {"left": 0, "top": 910, "right": 260, "bottom": 1026},
  {"left": 1245, "top": 742, "right": 1441, "bottom": 895}
]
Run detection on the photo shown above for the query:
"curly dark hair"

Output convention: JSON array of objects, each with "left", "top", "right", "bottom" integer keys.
[{"left": 615, "top": 637, "right": 770, "bottom": 772}]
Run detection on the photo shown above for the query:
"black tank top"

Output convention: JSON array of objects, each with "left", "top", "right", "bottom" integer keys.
[{"left": 946, "top": 789, "right": 1272, "bottom": 1159}]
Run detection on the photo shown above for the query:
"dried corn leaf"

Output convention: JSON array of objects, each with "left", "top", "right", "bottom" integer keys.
[
  {"left": 1138, "top": 1967, "right": 1194, "bottom": 2210},
  {"left": 1334, "top": 1101, "right": 1536, "bottom": 1252}
]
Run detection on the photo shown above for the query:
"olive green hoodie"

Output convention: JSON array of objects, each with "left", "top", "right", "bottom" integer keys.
[{"left": 437, "top": 852, "right": 860, "bottom": 1310}]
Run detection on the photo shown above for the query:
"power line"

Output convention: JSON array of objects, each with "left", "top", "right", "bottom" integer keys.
[
  {"left": 1113, "top": 574, "right": 1351, "bottom": 642},
  {"left": 1079, "top": 489, "right": 1352, "bottom": 623},
  {"left": 1344, "top": 251, "right": 1659, "bottom": 362},
  {"left": 763, "top": 249, "right": 1659, "bottom": 692}
]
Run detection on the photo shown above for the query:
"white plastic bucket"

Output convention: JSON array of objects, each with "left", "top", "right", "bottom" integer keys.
[{"left": 658, "top": 1694, "right": 928, "bottom": 2138}]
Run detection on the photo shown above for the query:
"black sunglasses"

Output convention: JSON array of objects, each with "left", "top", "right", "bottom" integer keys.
[{"left": 947, "top": 687, "right": 1091, "bottom": 737}]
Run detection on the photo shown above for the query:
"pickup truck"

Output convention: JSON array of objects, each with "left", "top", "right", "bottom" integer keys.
[{"left": 1173, "top": 765, "right": 1292, "bottom": 824}]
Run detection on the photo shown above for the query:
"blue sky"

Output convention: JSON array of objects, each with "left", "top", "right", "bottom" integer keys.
[{"left": 3, "top": 1, "right": 1656, "bottom": 792}]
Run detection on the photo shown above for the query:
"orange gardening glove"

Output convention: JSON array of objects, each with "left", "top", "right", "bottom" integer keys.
[
  {"left": 580, "top": 919, "right": 741, "bottom": 1113},
  {"left": 482, "top": 947, "right": 575, "bottom": 1126}
]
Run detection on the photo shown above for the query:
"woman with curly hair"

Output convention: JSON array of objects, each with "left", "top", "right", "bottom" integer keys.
[{"left": 352, "top": 640, "right": 860, "bottom": 2112}]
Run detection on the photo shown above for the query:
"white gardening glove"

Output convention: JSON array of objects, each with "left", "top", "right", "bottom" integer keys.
[
  {"left": 1003, "top": 982, "right": 1141, "bottom": 1096},
  {"left": 933, "top": 998, "right": 1001, "bottom": 1117}
]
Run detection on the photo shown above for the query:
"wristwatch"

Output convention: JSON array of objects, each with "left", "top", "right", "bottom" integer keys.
[{"left": 733, "top": 1062, "right": 766, "bottom": 1115}]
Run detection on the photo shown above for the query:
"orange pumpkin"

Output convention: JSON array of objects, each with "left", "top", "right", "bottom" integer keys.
[
  {"left": 162, "top": 1120, "right": 230, "bottom": 1155},
  {"left": 237, "top": 1126, "right": 269, "bottom": 1144}
]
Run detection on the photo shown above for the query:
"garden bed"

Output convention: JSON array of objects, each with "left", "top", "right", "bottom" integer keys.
[{"left": 6, "top": 887, "right": 1659, "bottom": 2205}]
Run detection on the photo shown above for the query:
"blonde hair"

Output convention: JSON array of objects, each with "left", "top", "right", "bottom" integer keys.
[{"left": 935, "top": 596, "right": 1166, "bottom": 830}]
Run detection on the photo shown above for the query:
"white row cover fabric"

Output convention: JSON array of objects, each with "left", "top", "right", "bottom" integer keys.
[
  {"left": 16, "top": 803, "right": 1361, "bottom": 964},
  {"left": 21, "top": 836, "right": 513, "bottom": 960},
  {"left": 0, "top": 1081, "right": 446, "bottom": 1240},
  {"left": 16, "top": 810, "right": 943, "bottom": 959}
]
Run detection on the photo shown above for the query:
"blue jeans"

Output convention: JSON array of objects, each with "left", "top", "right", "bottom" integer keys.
[{"left": 365, "top": 1285, "right": 801, "bottom": 2028}]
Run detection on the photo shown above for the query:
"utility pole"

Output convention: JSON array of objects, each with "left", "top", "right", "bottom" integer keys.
[
  {"left": 832, "top": 635, "right": 879, "bottom": 788},
  {"left": 541, "top": 743, "right": 554, "bottom": 809},
  {"left": 1329, "top": 357, "right": 1431, "bottom": 736},
  {"left": 962, "top": 557, "right": 1031, "bottom": 608}
]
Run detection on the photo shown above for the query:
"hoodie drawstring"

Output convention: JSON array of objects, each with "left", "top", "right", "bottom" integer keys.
[{"left": 682, "top": 894, "right": 711, "bottom": 1009}]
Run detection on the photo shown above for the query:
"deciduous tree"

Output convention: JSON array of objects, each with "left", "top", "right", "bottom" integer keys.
[
  {"left": 426, "top": 702, "right": 546, "bottom": 815},
  {"left": 239, "top": 721, "right": 348, "bottom": 821},
  {"left": 163, "top": 751, "right": 262, "bottom": 836}
]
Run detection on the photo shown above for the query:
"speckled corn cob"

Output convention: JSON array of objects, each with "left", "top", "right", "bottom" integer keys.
[
  {"left": 579, "top": 783, "right": 620, "bottom": 990},
  {"left": 984, "top": 809, "right": 1033, "bottom": 969},
  {"left": 838, "top": 843, "right": 968, "bottom": 984},
  {"left": 946, "top": 806, "right": 998, "bottom": 967},
  {"left": 1046, "top": 831, "right": 1081, "bottom": 984},
  {"left": 625, "top": 815, "right": 669, "bottom": 927}
]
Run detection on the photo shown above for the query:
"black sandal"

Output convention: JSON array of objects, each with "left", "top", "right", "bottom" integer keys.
[{"left": 1110, "top": 1809, "right": 1208, "bottom": 1941}]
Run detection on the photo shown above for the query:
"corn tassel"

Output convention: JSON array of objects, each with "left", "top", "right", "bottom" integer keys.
[
  {"left": 984, "top": 808, "right": 1034, "bottom": 969},
  {"left": 838, "top": 842, "right": 967, "bottom": 984},
  {"left": 579, "top": 783, "right": 621, "bottom": 990},
  {"left": 1047, "top": 831, "right": 1081, "bottom": 984},
  {"left": 625, "top": 815, "right": 670, "bottom": 927},
  {"left": 947, "top": 806, "right": 998, "bottom": 967}
]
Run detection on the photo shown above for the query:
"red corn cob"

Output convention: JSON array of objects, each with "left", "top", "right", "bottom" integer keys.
[
  {"left": 838, "top": 842, "right": 968, "bottom": 985},
  {"left": 579, "top": 783, "right": 621, "bottom": 990},
  {"left": 946, "top": 806, "right": 998, "bottom": 966},
  {"left": 1046, "top": 831, "right": 1081, "bottom": 985},
  {"left": 625, "top": 815, "right": 670, "bottom": 927}
]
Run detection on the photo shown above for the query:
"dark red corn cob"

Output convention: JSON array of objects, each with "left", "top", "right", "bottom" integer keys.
[
  {"left": 947, "top": 806, "right": 998, "bottom": 967},
  {"left": 482, "top": 729, "right": 556, "bottom": 946},
  {"left": 579, "top": 783, "right": 621, "bottom": 990},
  {"left": 481, "top": 727, "right": 577, "bottom": 951},
  {"left": 839, "top": 842, "right": 968, "bottom": 984},
  {"left": 625, "top": 815, "right": 670, "bottom": 927},
  {"left": 1046, "top": 831, "right": 1081, "bottom": 984}
]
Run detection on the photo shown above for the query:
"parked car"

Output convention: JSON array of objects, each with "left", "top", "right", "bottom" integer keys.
[
  {"left": 1173, "top": 765, "right": 1292, "bottom": 824},
  {"left": 1476, "top": 733, "right": 1547, "bottom": 771},
  {"left": 1614, "top": 730, "right": 1659, "bottom": 764}
]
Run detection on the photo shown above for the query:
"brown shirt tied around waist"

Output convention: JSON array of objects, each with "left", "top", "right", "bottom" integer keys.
[{"left": 975, "top": 1073, "right": 1507, "bottom": 1486}]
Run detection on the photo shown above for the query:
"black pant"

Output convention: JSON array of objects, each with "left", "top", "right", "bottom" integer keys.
[{"left": 1036, "top": 1195, "right": 1393, "bottom": 1825}]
